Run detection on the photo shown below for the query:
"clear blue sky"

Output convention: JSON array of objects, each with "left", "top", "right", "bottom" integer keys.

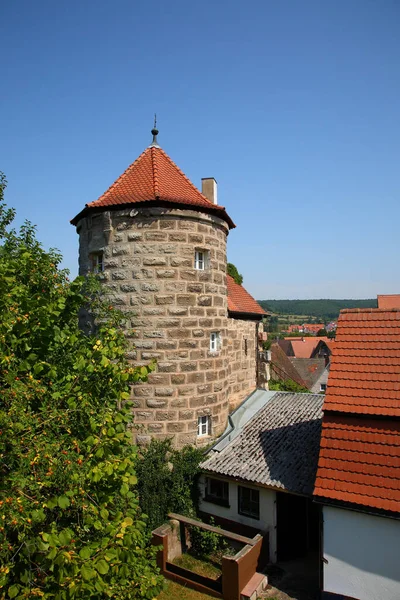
[{"left": 1, "top": 0, "right": 399, "bottom": 299}]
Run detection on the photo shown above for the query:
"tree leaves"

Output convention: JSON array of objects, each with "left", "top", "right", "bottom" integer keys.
[
  {"left": 95, "top": 560, "right": 109, "bottom": 575},
  {"left": 58, "top": 495, "right": 70, "bottom": 509},
  {"left": 0, "top": 186, "right": 163, "bottom": 599}
]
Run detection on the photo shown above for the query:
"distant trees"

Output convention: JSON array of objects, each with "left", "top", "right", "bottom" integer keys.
[
  {"left": 258, "top": 299, "right": 377, "bottom": 321},
  {"left": 227, "top": 263, "right": 243, "bottom": 285},
  {"left": 317, "top": 328, "right": 328, "bottom": 336}
]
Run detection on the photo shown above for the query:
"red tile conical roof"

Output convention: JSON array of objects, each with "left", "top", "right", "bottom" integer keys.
[{"left": 71, "top": 145, "right": 235, "bottom": 227}]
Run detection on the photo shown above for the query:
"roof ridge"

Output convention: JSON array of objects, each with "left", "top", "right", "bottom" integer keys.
[
  {"left": 341, "top": 308, "right": 399, "bottom": 314},
  {"left": 151, "top": 147, "right": 160, "bottom": 198}
]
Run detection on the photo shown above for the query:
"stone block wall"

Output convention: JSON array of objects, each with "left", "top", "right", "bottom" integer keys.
[
  {"left": 226, "top": 318, "right": 259, "bottom": 412},
  {"left": 76, "top": 205, "right": 232, "bottom": 447}
]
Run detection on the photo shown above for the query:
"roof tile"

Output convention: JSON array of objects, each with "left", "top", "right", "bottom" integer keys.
[
  {"left": 202, "top": 392, "right": 323, "bottom": 495},
  {"left": 227, "top": 275, "right": 266, "bottom": 316},
  {"left": 71, "top": 145, "right": 235, "bottom": 228},
  {"left": 314, "top": 307, "right": 400, "bottom": 513}
]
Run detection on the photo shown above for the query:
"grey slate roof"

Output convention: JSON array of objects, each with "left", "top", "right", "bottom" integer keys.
[
  {"left": 289, "top": 358, "right": 327, "bottom": 390},
  {"left": 201, "top": 392, "right": 324, "bottom": 496}
]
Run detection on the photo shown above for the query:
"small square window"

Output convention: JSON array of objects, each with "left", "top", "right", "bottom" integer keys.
[
  {"left": 238, "top": 486, "right": 260, "bottom": 520},
  {"left": 210, "top": 332, "right": 221, "bottom": 352},
  {"left": 197, "top": 415, "right": 211, "bottom": 437},
  {"left": 90, "top": 253, "right": 104, "bottom": 274},
  {"left": 205, "top": 478, "right": 229, "bottom": 506},
  {"left": 320, "top": 383, "right": 327, "bottom": 392},
  {"left": 194, "top": 250, "right": 205, "bottom": 270}
]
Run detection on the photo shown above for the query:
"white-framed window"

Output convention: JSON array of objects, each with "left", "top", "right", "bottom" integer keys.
[
  {"left": 194, "top": 250, "right": 205, "bottom": 270},
  {"left": 197, "top": 415, "right": 211, "bottom": 437},
  {"left": 238, "top": 485, "right": 260, "bottom": 520},
  {"left": 210, "top": 332, "right": 221, "bottom": 352},
  {"left": 90, "top": 252, "right": 104, "bottom": 273},
  {"left": 320, "top": 383, "right": 327, "bottom": 392}
]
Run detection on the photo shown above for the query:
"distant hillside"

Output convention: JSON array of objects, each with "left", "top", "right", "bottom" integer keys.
[{"left": 258, "top": 299, "right": 377, "bottom": 321}]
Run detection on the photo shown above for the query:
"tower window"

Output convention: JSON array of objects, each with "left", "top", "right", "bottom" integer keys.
[
  {"left": 90, "top": 252, "right": 104, "bottom": 273},
  {"left": 210, "top": 332, "right": 221, "bottom": 352},
  {"left": 194, "top": 250, "right": 205, "bottom": 270},
  {"left": 197, "top": 415, "right": 211, "bottom": 437}
]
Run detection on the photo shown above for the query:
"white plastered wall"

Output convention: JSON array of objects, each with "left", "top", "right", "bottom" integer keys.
[
  {"left": 199, "top": 475, "right": 277, "bottom": 562},
  {"left": 323, "top": 505, "right": 400, "bottom": 600}
]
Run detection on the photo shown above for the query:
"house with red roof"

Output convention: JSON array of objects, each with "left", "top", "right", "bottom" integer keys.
[
  {"left": 275, "top": 336, "right": 333, "bottom": 392},
  {"left": 314, "top": 294, "right": 400, "bottom": 600},
  {"left": 287, "top": 323, "right": 325, "bottom": 335}
]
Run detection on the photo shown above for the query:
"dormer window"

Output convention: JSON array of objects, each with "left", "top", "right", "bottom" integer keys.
[{"left": 90, "top": 252, "right": 104, "bottom": 274}]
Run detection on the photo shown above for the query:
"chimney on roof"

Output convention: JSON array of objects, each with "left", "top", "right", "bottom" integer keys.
[
  {"left": 202, "top": 178, "right": 218, "bottom": 205},
  {"left": 377, "top": 294, "right": 400, "bottom": 309}
]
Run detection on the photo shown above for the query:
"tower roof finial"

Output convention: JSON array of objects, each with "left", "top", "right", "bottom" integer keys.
[{"left": 150, "top": 113, "right": 160, "bottom": 147}]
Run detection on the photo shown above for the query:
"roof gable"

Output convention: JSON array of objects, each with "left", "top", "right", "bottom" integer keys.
[{"left": 284, "top": 337, "right": 330, "bottom": 359}]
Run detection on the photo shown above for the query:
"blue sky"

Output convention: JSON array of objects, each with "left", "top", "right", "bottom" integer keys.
[{"left": 1, "top": 0, "right": 399, "bottom": 299}]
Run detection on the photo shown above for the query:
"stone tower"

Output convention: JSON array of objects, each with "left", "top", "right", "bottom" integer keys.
[{"left": 71, "top": 128, "right": 237, "bottom": 446}]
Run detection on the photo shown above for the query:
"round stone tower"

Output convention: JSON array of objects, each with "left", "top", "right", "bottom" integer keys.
[{"left": 71, "top": 128, "right": 235, "bottom": 447}]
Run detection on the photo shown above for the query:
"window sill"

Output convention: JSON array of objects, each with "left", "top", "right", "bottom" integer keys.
[
  {"left": 238, "top": 510, "right": 260, "bottom": 521},
  {"left": 204, "top": 496, "right": 230, "bottom": 508}
]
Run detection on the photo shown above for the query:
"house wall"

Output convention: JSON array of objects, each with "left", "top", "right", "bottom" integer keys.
[
  {"left": 226, "top": 318, "right": 258, "bottom": 412},
  {"left": 198, "top": 475, "right": 277, "bottom": 562},
  {"left": 310, "top": 365, "right": 329, "bottom": 394},
  {"left": 323, "top": 505, "right": 400, "bottom": 600}
]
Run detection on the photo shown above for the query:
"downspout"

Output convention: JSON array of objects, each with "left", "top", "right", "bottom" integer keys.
[{"left": 255, "top": 321, "right": 259, "bottom": 388}]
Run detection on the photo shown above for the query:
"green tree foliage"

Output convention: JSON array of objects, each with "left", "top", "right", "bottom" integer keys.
[
  {"left": 316, "top": 328, "right": 328, "bottom": 337},
  {"left": 0, "top": 176, "right": 163, "bottom": 599},
  {"left": 227, "top": 263, "right": 243, "bottom": 285},
  {"left": 269, "top": 379, "right": 309, "bottom": 393},
  {"left": 258, "top": 299, "right": 377, "bottom": 320},
  {"left": 136, "top": 439, "right": 204, "bottom": 532}
]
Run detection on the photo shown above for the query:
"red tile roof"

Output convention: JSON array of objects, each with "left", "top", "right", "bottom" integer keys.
[
  {"left": 314, "top": 307, "right": 400, "bottom": 513},
  {"left": 324, "top": 309, "right": 400, "bottom": 416},
  {"left": 314, "top": 414, "right": 400, "bottom": 513},
  {"left": 284, "top": 337, "right": 331, "bottom": 359},
  {"left": 71, "top": 145, "right": 235, "bottom": 228},
  {"left": 378, "top": 294, "right": 400, "bottom": 309},
  {"left": 227, "top": 275, "right": 266, "bottom": 316}
]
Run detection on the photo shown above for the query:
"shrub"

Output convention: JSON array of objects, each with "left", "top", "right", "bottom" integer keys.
[
  {"left": 189, "top": 520, "right": 227, "bottom": 559},
  {"left": 136, "top": 439, "right": 204, "bottom": 532}
]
